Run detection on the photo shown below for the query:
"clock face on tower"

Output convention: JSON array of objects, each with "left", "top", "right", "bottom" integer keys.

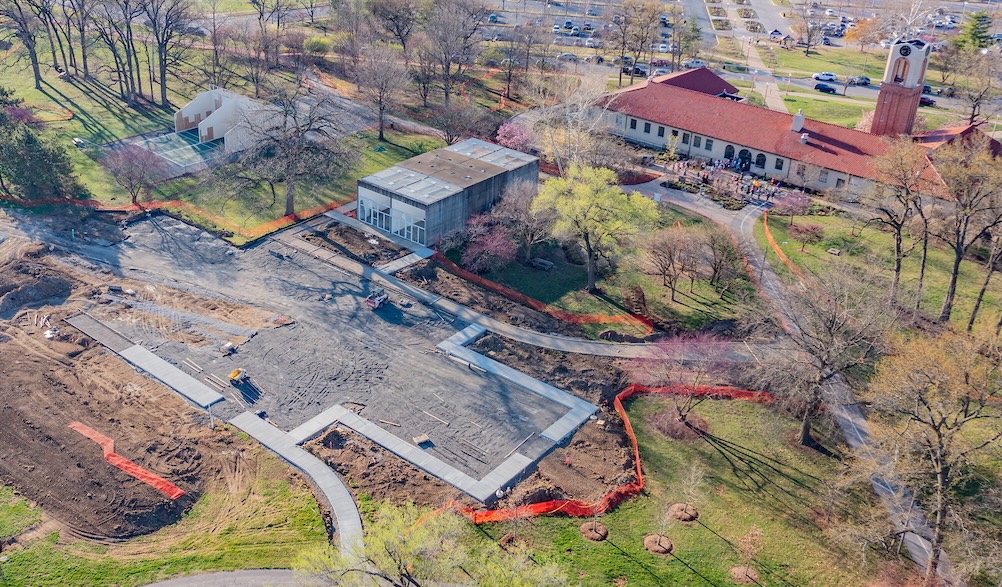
[{"left": 899, "top": 45, "right": 912, "bottom": 56}]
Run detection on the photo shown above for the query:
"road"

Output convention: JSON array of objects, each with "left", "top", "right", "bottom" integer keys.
[{"left": 143, "top": 569, "right": 299, "bottom": 587}]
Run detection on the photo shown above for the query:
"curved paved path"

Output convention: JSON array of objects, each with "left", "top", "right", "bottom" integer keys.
[
  {"left": 143, "top": 569, "right": 298, "bottom": 587},
  {"left": 625, "top": 177, "right": 962, "bottom": 586}
]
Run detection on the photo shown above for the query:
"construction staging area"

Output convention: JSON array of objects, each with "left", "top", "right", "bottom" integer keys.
[{"left": 0, "top": 213, "right": 602, "bottom": 517}]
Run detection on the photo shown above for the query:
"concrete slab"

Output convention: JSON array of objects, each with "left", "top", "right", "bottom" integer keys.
[
  {"left": 440, "top": 324, "right": 487, "bottom": 348},
  {"left": 65, "top": 312, "right": 135, "bottom": 353},
  {"left": 230, "top": 412, "right": 363, "bottom": 562},
  {"left": 119, "top": 346, "right": 224, "bottom": 408},
  {"left": 377, "top": 250, "right": 434, "bottom": 275},
  {"left": 288, "top": 404, "right": 344, "bottom": 445}
]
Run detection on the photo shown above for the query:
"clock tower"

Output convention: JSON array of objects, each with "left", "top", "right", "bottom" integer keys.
[{"left": 870, "top": 39, "right": 931, "bottom": 136}]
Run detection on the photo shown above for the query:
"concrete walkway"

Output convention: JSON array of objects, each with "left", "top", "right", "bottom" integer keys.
[
  {"left": 142, "top": 569, "right": 298, "bottom": 587},
  {"left": 742, "top": 44, "right": 789, "bottom": 113},
  {"left": 229, "top": 412, "right": 363, "bottom": 563}
]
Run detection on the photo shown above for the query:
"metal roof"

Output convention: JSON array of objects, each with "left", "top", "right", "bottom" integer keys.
[{"left": 359, "top": 138, "right": 537, "bottom": 205}]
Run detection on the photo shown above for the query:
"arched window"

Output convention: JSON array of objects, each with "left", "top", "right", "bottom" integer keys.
[
  {"left": 724, "top": 145, "right": 735, "bottom": 159},
  {"left": 892, "top": 58, "right": 909, "bottom": 83},
  {"left": 754, "top": 153, "right": 766, "bottom": 168}
]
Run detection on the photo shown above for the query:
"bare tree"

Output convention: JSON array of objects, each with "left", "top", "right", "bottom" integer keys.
[
  {"left": 791, "top": 3, "right": 823, "bottom": 56},
  {"left": 967, "top": 233, "right": 1002, "bottom": 331},
  {"left": 928, "top": 135, "right": 1002, "bottom": 322},
  {"left": 370, "top": 0, "right": 418, "bottom": 55},
  {"left": 644, "top": 225, "right": 698, "bottom": 301},
  {"left": 332, "top": 0, "right": 372, "bottom": 73},
  {"left": 768, "top": 262, "right": 892, "bottom": 447},
  {"left": 141, "top": 0, "right": 191, "bottom": 107},
  {"left": 92, "top": 0, "right": 146, "bottom": 104},
  {"left": 356, "top": 44, "right": 410, "bottom": 141},
  {"left": 240, "top": 85, "right": 359, "bottom": 216},
  {"left": 422, "top": 0, "right": 488, "bottom": 107},
  {"left": 624, "top": 0, "right": 660, "bottom": 85},
  {"left": 66, "top": 0, "right": 94, "bottom": 76},
  {"left": 104, "top": 144, "right": 169, "bottom": 204},
  {"left": 298, "top": 0, "right": 323, "bottom": 23},
  {"left": 409, "top": 33, "right": 438, "bottom": 107},
  {"left": 628, "top": 332, "right": 727, "bottom": 428},
  {"left": 864, "top": 329, "right": 1002, "bottom": 587},
  {"left": 879, "top": 0, "right": 928, "bottom": 41},
  {"left": 197, "top": 0, "right": 234, "bottom": 88},
  {"left": 867, "top": 138, "right": 933, "bottom": 305},
  {"left": 952, "top": 50, "right": 1002, "bottom": 127},
  {"left": 530, "top": 70, "right": 613, "bottom": 176},
  {"left": 490, "top": 179, "right": 553, "bottom": 262},
  {"left": 231, "top": 21, "right": 271, "bottom": 97},
  {"left": 0, "top": 0, "right": 44, "bottom": 89}
]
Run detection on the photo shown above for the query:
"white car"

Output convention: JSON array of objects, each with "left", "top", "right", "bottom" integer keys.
[
  {"left": 658, "top": 43, "right": 669, "bottom": 53},
  {"left": 824, "top": 8, "right": 836, "bottom": 16},
  {"left": 812, "top": 71, "right": 837, "bottom": 81},
  {"left": 682, "top": 59, "right": 706, "bottom": 68}
]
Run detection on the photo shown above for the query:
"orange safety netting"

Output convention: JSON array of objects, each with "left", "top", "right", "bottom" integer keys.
[
  {"left": 67, "top": 421, "right": 185, "bottom": 500},
  {"left": 455, "top": 383, "right": 773, "bottom": 524},
  {"left": 761, "top": 211, "right": 805, "bottom": 279},
  {"left": 0, "top": 194, "right": 349, "bottom": 242},
  {"left": 432, "top": 252, "right": 655, "bottom": 335}
]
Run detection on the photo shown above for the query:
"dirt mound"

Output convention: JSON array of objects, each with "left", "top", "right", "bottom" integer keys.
[
  {"left": 307, "top": 428, "right": 465, "bottom": 508},
  {"left": 0, "top": 260, "right": 72, "bottom": 318},
  {"left": 643, "top": 534, "right": 672, "bottom": 554},
  {"left": 667, "top": 502, "right": 700, "bottom": 522},
  {"left": 507, "top": 475, "right": 564, "bottom": 505},
  {"left": 651, "top": 407, "right": 709, "bottom": 441},
  {"left": 580, "top": 521, "right": 608, "bottom": 541},
  {"left": 730, "top": 566, "right": 759, "bottom": 584}
]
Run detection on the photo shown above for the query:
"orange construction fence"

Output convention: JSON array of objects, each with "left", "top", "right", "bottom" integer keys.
[
  {"left": 455, "top": 383, "right": 772, "bottom": 524},
  {"left": 67, "top": 421, "right": 185, "bottom": 500},
  {"left": 432, "top": 252, "right": 655, "bottom": 335},
  {"left": 761, "top": 211, "right": 805, "bottom": 279}
]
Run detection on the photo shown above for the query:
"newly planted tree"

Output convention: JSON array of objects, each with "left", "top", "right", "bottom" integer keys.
[{"left": 104, "top": 145, "right": 169, "bottom": 204}]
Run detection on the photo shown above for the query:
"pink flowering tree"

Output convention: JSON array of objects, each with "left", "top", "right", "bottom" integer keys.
[
  {"left": 495, "top": 121, "right": 535, "bottom": 153},
  {"left": 462, "top": 224, "right": 518, "bottom": 274},
  {"left": 788, "top": 223, "right": 825, "bottom": 251}
]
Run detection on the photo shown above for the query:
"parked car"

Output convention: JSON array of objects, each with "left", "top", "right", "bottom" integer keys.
[
  {"left": 923, "top": 84, "right": 932, "bottom": 94},
  {"left": 658, "top": 43, "right": 669, "bottom": 53},
  {"left": 571, "top": 26, "right": 580, "bottom": 36},
  {"left": 488, "top": 13, "right": 498, "bottom": 22},
  {"left": 812, "top": 71, "right": 837, "bottom": 81},
  {"left": 815, "top": 82, "right": 837, "bottom": 94},
  {"left": 847, "top": 76, "right": 870, "bottom": 86},
  {"left": 584, "top": 54, "right": 604, "bottom": 63},
  {"left": 552, "top": 24, "right": 560, "bottom": 33},
  {"left": 585, "top": 38, "right": 597, "bottom": 47},
  {"left": 587, "top": 7, "right": 599, "bottom": 16},
  {"left": 564, "top": 20, "right": 573, "bottom": 29},
  {"left": 651, "top": 67, "right": 671, "bottom": 76},
  {"left": 821, "top": 36, "right": 832, "bottom": 45},
  {"left": 825, "top": 8, "right": 836, "bottom": 16},
  {"left": 557, "top": 52, "right": 578, "bottom": 61},
  {"left": 919, "top": 96, "right": 936, "bottom": 107},
  {"left": 682, "top": 58, "right": 706, "bottom": 68}
]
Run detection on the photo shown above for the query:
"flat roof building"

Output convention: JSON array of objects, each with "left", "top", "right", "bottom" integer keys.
[{"left": 357, "top": 138, "right": 538, "bottom": 246}]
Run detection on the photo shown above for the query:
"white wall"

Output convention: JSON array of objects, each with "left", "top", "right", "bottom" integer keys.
[
  {"left": 174, "top": 91, "right": 219, "bottom": 132},
  {"left": 606, "top": 109, "right": 873, "bottom": 193}
]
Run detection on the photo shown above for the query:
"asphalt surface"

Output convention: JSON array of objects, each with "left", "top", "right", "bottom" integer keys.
[{"left": 143, "top": 569, "right": 300, "bottom": 587}]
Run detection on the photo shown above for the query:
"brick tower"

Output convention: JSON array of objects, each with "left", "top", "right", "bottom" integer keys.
[{"left": 871, "top": 39, "right": 931, "bottom": 136}]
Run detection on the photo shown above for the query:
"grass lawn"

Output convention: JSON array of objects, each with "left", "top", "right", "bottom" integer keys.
[
  {"left": 150, "top": 130, "right": 444, "bottom": 245},
  {"left": 756, "top": 212, "right": 1002, "bottom": 329},
  {"left": 781, "top": 95, "right": 874, "bottom": 128},
  {"left": 772, "top": 47, "right": 897, "bottom": 81},
  {"left": 485, "top": 204, "right": 760, "bottom": 337},
  {"left": 0, "top": 436, "right": 326, "bottom": 587},
  {"left": 480, "top": 397, "right": 874, "bottom": 586},
  {"left": 0, "top": 486, "right": 42, "bottom": 539}
]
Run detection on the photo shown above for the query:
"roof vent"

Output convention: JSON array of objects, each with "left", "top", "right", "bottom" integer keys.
[
  {"left": 792, "top": 108, "right": 805, "bottom": 132},
  {"left": 800, "top": 133, "right": 809, "bottom": 144}
]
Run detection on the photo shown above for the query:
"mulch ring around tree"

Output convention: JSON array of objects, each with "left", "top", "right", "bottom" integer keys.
[
  {"left": 643, "top": 534, "right": 673, "bottom": 555},
  {"left": 579, "top": 520, "right": 609, "bottom": 541},
  {"left": 667, "top": 502, "right": 700, "bottom": 522},
  {"left": 730, "top": 566, "right": 759, "bottom": 584}
]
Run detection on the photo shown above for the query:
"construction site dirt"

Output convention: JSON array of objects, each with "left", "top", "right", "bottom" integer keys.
[
  {"left": 0, "top": 210, "right": 634, "bottom": 540},
  {"left": 0, "top": 255, "right": 220, "bottom": 541}
]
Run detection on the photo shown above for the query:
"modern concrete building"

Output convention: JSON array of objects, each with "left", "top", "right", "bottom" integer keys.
[
  {"left": 174, "top": 88, "right": 279, "bottom": 154},
  {"left": 357, "top": 138, "right": 538, "bottom": 246}
]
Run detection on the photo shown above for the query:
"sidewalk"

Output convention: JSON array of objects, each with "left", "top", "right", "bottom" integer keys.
[{"left": 741, "top": 43, "right": 789, "bottom": 113}]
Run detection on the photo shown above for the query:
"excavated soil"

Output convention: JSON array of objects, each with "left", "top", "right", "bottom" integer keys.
[
  {"left": 644, "top": 533, "right": 673, "bottom": 554},
  {"left": 0, "top": 254, "right": 227, "bottom": 541},
  {"left": 398, "top": 259, "right": 584, "bottom": 338},
  {"left": 302, "top": 224, "right": 409, "bottom": 266},
  {"left": 470, "top": 334, "right": 635, "bottom": 503},
  {"left": 306, "top": 428, "right": 468, "bottom": 508}
]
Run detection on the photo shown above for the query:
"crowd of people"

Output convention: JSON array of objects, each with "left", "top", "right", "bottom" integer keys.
[{"left": 665, "top": 157, "right": 789, "bottom": 202}]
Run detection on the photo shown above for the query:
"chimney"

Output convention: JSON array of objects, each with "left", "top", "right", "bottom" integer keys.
[
  {"left": 800, "top": 133, "right": 810, "bottom": 144},
  {"left": 792, "top": 108, "right": 805, "bottom": 132}
]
